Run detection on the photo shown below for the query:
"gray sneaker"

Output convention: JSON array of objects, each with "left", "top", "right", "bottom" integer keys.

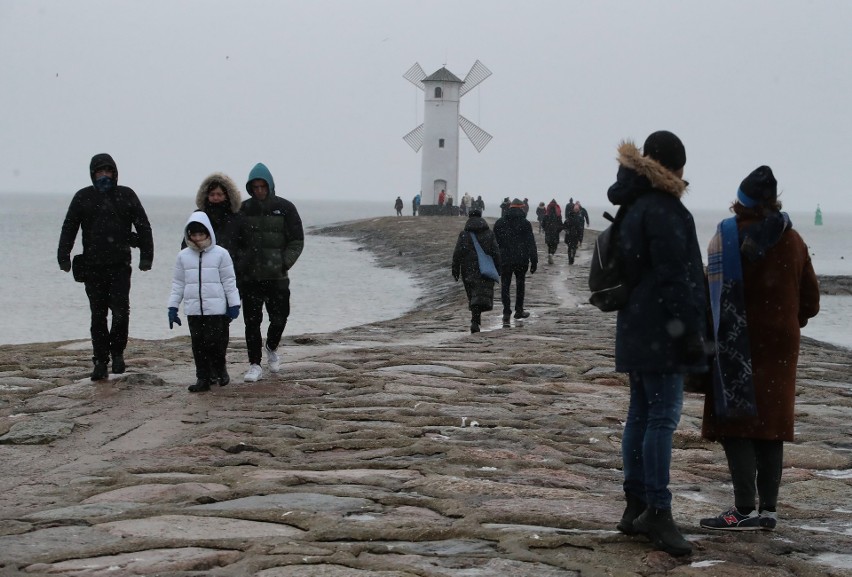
[
  {"left": 244, "top": 363, "right": 263, "bottom": 383},
  {"left": 265, "top": 345, "right": 281, "bottom": 373}
]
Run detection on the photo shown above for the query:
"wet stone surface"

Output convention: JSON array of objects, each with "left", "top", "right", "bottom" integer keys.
[{"left": 0, "top": 216, "right": 850, "bottom": 576}]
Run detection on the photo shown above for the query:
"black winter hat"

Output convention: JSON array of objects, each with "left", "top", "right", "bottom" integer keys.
[
  {"left": 468, "top": 209, "right": 482, "bottom": 217},
  {"left": 642, "top": 130, "right": 686, "bottom": 171},
  {"left": 738, "top": 165, "right": 777, "bottom": 207}
]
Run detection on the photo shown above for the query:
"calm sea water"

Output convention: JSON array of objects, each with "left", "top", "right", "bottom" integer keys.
[{"left": 2, "top": 194, "right": 850, "bottom": 349}]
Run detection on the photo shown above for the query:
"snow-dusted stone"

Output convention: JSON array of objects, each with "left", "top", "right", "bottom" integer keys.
[
  {"left": 257, "top": 565, "right": 414, "bottom": 576},
  {"left": 82, "top": 482, "right": 229, "bottom": 504},
  {"left": 0, "top": 376, "right": 51, "bottom": 391},
  {"left": 97, "top": 514, "right": 304, "bottom": 540},
  {"left": 25, "top": 547, "right": 242, "bottom": 576},
  {"left": 22, "top": 502, "right": 145, "bottom": 521},
  {"left": 191, "top": 492, "right": 375, "bottom": 514},
  {"left": 375, "top": 364, "right": 464, "bottom": 376}
]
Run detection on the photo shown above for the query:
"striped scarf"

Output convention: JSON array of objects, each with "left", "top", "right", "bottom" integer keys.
[{"left": 707, "top": 217, "right": 757, "bottom": 418}]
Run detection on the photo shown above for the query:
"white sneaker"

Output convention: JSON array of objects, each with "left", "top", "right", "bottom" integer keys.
[
  {"left": 243, "top": 363, "right": 263, "bottom": 382},
  {"left": 265, "top": 345, "right": 280, "bottom": 373}
]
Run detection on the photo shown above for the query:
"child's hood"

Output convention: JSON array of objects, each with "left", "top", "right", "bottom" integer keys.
[{"left": 184, "top": 211, "right": 218, "bottom": 248}]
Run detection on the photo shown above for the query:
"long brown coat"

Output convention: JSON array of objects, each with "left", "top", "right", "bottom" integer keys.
[{"left": 701, "top": 212, "right": 820, "bottom": 442}]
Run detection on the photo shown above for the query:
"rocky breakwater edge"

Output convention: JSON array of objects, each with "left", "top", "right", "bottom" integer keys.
[{"left": 0, "top": 215, "right": 850, "bottom": 576}]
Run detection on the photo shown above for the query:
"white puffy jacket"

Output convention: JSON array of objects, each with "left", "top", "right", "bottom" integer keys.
[{"left": 168, "top": 212, "right": 240, "bottom": 315}]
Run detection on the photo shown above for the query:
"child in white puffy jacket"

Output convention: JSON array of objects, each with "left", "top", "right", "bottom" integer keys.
[{"left": 168, "top": 212, "right": 241, "bottom": 392}]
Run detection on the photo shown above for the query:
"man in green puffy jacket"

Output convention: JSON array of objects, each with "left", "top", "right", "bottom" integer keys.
[{"left": 237, "top": 163, "right": 304, "bottom": 382}]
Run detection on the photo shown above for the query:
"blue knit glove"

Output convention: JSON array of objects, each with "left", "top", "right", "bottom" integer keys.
[
  {"left": 168, "top": 307, "right": 181, "bottom": 329},
  {"left": 227, "top": 305, "right": 240, "bottom": 321}
]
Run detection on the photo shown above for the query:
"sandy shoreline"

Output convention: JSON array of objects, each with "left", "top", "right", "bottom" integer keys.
[{"left": 0, "top": 216, "right": 850, "bottom": 576}]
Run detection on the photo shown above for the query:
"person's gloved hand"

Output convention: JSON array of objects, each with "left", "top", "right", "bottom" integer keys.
[
  {"left": 529, "top": 262, "right": 537, "bottom": 274},
  {"left": 168, "top": 307, "right": 181, "bottom": 329},
  {"left": 139, "top": 260, "right": 152, "bottom": 272},
  {"left": 227, "top": 305, "right": 240, "bottom": 320},
  {"left": 679, "top": 332, "right": 706, "bottom": 364},
  {"left": 59, "top": 261, "right": 71, "bottom": 273}
]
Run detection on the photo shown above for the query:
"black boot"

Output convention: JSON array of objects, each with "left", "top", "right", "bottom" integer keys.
[
  {"left": 188, "top": 379, "right": 211, "bottom": 393},
  {"left": 217, "top": 368, "right": 230, "bottom": 387},
  {"left": 617, "top": 492, "right": 647, "bottom": 535},
  {"left": 633, "top": 507, "right": 692, "bottom": 557},
  {"left": 91, "top": 361, "right": 109, "bottom": 381},
  {"left": 111, "top": 355, "right": 126, "bottom": 374},
  {"left": 470, "top": 321, "right": 480, "bottom": 333}
]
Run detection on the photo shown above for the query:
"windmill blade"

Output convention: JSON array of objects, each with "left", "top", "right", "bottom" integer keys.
[
  {"left": 403, "top": 63, "right": 426, "bottom": 90},
  {"left": 459, "top": 60, "right": 492, "bottom": 97},
  {"left": 459, "top": 115, "right": 492, "bottom": 152},
  {"left": 403, "top": 123, "right": 424, "bottom": 152}
]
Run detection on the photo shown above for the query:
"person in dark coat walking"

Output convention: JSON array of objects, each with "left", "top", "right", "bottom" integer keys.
[
  {"left": 535, "top": 202, "right": 546, "bottom": 233},
  {"left": 563, "top": 202, "right": 586, "bottom": 265},
  {"left": 608, "top": 131, "right": 707, "bottom": 557},
  {"left": 493, "top": 199, "right": 537, "bottom": 323},
  {"left": 394, "top": 196, "right": 404, "bottom": 216},
  {"left": 542, "top": 199, "right": 562, "bottom": 264},
  {"left": 237, "top": 163, "right": 304, "bottom": 383},
  {"left": 184, "top": 173, "right": 243, "bottom": 254},
  {"left": 698, "top": 166, "right": 819, "bottom": 532},
  {"left": 452, "top": 209, "right": 501, "bottom": 333},
  {"left": 57, "top": 153, "right": 154, "bottom": 381}
]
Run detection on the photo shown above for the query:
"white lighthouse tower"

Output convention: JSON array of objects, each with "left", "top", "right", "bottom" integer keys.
[{"left": 403, "top": 61, "right": 492, "bottom": 213}]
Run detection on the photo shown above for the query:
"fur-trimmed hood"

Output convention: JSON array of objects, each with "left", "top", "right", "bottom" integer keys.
[
  {"left": 615, "top": 141, "right": 687, "bottom": 198},
  {"left": 195, "top": 172, "right": 242, "bottom": 214}
]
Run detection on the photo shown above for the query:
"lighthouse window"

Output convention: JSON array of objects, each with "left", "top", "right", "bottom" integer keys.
[
  {"left": 434, "top": 87, "right": 443, "bottom": 98},
  {"left": 439, "top": 139, "right": 445, "bottom": 148}
]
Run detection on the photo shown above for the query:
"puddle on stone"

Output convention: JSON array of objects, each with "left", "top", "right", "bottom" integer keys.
[
  {"left": 815, "top": 469, "right": 852, "bottom": 479},
  {"left": 795, "top": 521, "right": 852, "bottom": 536}
]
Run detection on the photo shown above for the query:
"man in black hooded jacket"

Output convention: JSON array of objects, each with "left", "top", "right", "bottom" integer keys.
[
  {"left": 493, "top": 199, "right": 538, "bottom": 323},
  {"left": 57, "top": 153, "right": 154, "bottom": 381}
]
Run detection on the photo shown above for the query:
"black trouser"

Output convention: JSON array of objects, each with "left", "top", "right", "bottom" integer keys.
[
  {"left": 501, "top": 264, "right": 527, "bottom": 315},
  {"left": 84, "top": 264, "right": 131, "bottom": 364},
  {"left": 721, "top": 437, "right": 784, "bottom": 512},
  {"left": 187, "top": 315, "right": 230, "bottom": 380},
  {"left": 242, "top": 278, "right": 290, "bottom": 365}
]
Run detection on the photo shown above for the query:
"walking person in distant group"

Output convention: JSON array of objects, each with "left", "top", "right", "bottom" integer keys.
[
  {"left": 542, "top": 199, "right": 562, "bottom": 264},
  {"left": 413, "top": 193, "right": 421, "bottom": 216},
  {"left": 57, "top": 153, "right": 154, "bottom": 381},
  {"left": 237, "top": 163, "right": 304, "bottom": 383},
  {"left": 563, "top": 202, "right": 587, "bottom": 265},
  {"left": 698, "top": 166, "right": 820, "bottom": 532},
  {"left": 168, "top": 212, "right": 241, "bottom": 392},
  {"left": 494, "top": 198, "right": 537, "bottom": 324},
  {"left": 608, "top": 131, "right": 707, "bottom": 557},
  {"left": 535, "top": 201, "right": 546, "bottom": 233},
  {"left": 474, "top": 195, "right": 485, "bottom": 212},
  {"left": 452, "top": 209, "right": 501, "bottom": 333},
  {"left": 394, "top": 196, "right": 404, "bottom": 216},
  {"left": 438, "top": 189, "right": 446, "bottom": 207},
  {"left": 185, "top": 173, "right": 243, "bottom": 254}
]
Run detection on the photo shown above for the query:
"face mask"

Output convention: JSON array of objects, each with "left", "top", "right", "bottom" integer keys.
[{"left": 94, "top": 175, "right": 115, "bottom": 193}]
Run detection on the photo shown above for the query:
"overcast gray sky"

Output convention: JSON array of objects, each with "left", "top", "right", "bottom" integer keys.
[{"left": 1, "top": 0, "right": 850, "bottom": 213}]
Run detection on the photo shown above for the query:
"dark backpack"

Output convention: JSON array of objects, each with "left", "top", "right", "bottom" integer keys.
[{"left": 588, "top": 205, "right": 631, "bottom": 312}]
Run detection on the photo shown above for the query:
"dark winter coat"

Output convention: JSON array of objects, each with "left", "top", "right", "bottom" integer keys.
[
  {"left": 237, "top": 163, "right": 304, "bottom": 283},
  {"left": 452, "top": 216, "right": 501, "bottom": 311},
  {"left": 493, "top": 206, "right": 538, "bottom": 269},
  {"left": 181, "top": 173, "right": 244, "bottom": 255},
  {"left": 701, "top": 208, "right": 820, "bottom": 442},
  {"left": 542, "top": 201, "right": 563, "bottom": 248},
  {"left": 607, "top": 141, "right": 707, "bottom": 374},
  {"left": 58, "top": 153, "right": 154, "bottom": 268},
  {"left": 563, "top": 208, "right": 586, "bottom": 247}
]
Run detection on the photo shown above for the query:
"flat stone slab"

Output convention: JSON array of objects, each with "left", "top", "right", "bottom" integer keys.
[
  {"left": 0, "top": 526, "right": 124, "bottom": 563},
  {"left": 0, "top": 376, "right": 51, "bottom": 391},
  {"left": 97, "top": 514, "right": 304, "bottom": 539},
  {"left": 493, "top": 364, "right": 569, "bottom": 379},
  {"left": 82, "top": 482, "right": 229, "bottom": 504},
  {"left": 191, "top": 492, "right": 375, "bottom": 514},
  {"left": 26, "top": 547, "right": 242, "bottom": 575},
  {"left": 0, "top": 419, "right": 74, "bottom": 444},
  {"left": 375, "top": 365, "right": 464, "bottom": 376},
  {"left": 245, "top": 468, "right": 423, "bottom": 486},
  {"left": 257, "top": 565, "right": 417, "bottom": 577},
  {"left": 22, "top": 502, "right": 145, "bottom": 521}
]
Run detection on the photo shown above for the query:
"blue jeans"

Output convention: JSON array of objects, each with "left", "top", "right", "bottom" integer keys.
[{"left": 622, "top": 372, "right": 684, "bottom": 510}]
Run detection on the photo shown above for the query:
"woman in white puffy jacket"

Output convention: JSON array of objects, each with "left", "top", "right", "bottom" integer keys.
[{"left": 168, "top": 212, "right": 241, "bottom": 392}]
